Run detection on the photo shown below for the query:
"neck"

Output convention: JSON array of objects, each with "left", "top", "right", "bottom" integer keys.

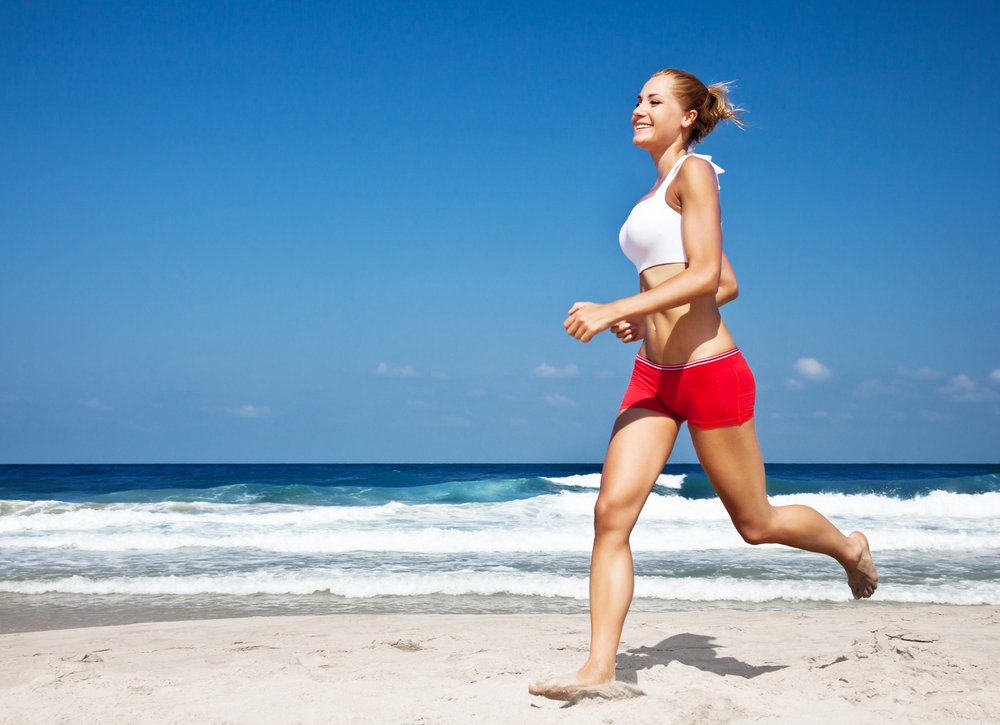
[{"left": 649, "top": 139, "right": 692, "bottom": 179}]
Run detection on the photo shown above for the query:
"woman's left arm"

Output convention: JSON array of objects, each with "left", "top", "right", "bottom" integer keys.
[
  {"left": 716, "top": 250, "right": 738, "bottom": 306},
  {"left": 565, "top": 158, "right": 723, "bottom": 342}
]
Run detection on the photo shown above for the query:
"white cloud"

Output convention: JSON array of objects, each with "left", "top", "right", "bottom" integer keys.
[
  {"left": 430, "top": 371, "right": 449, "bottom": 381},
  {"left": 225, "top": 404, "right": 271, "bottom": 418},
  {"left": 899, "top": 367, "right": 944, "bottom": 380},
  {"left": 592, "top": 370, "right": 615, "bottom": 379},
  {"left": 81, "top": 398, "right": 110, "bottom": 411},
  {"left": 989, "top": 369, "right": 1000, "bottom": 384},
  {"left": 533, "top": 362, "right": 579, "bottom": 379},
  {"left": 543, "top": 393, "right": 577, "bottom": 408},
  {"left": 938, "top": 375, "right": 1000, "bottom": 403},
  {"left": 794, "top": 358, "right": 831, "bottom": 380},
  {"left": 373, "top": 362, "right": 417, "bottom": 378},
  {"left": 785, "top": 378, "right": 805, "bottom": 390}
]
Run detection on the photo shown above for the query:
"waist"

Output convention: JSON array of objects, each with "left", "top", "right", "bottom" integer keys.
[
  {"left": 638, "top": 303, "right": 736, "bottom": 365},
  {"left": 636, "top": 347, "right": 741, "bottom": 371}
]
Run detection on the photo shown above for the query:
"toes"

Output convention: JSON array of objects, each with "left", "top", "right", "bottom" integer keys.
[{"left": 528, "top": 675, "right": 577, "bottom": 699}]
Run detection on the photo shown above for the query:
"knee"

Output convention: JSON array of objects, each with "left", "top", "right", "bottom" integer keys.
[
  {"left": 733, "top": 510, "right": 775, "bottom": 546},
  {"left": 593, "top": 496, "right": 632, "bottom": 538}
]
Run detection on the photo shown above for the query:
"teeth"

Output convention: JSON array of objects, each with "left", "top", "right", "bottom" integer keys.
[{"left": 635, "top": 124, "right": 652, "bottom": 129}]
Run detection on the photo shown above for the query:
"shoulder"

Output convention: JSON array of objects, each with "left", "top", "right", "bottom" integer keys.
[
  {"left": 677, "top": 156, "right": 717, "bottom": 182},
  {"left": 676, "top": 156, "right": 720, "bottom": 197}
]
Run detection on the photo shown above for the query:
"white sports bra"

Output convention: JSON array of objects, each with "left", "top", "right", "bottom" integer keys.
[{"left": 619, "top": 153, "right": 725, "bottom": 274}]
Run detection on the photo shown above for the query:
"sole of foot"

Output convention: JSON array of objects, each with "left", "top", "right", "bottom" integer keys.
[
  {"left": 847, "top": 531, "right": 878, "bottom": 599},
  {"left": 528, "top": 676, "right": 644, "bottom": 702}
]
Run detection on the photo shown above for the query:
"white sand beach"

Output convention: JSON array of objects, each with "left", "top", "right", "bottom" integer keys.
[{"left": 1, "top": 606, "right": 998, "bottom": 724}]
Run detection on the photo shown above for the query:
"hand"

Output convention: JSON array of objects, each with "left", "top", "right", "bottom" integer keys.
[
  {"left": 611, "top": 317, "right": 645, "bottom": 343},
  {"left": 564, "top": 301, "right": 617, "bottom": 343}
]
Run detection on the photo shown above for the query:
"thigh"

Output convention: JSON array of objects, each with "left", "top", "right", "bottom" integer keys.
[
  {"left": 597, "top": 407, "right": 682, "bottom": 523},
  {"left": 688, "top": 417, "right": 769, "bottom": 522}
]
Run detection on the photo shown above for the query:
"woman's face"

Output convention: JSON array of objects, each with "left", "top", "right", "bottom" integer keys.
[{"left": 632, "top": 75, "right": 696, "bottom": 151}]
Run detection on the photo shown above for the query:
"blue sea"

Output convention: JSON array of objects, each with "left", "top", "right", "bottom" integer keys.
[{"left": 1, "top": 464, "right": 998, "bottom": 632}]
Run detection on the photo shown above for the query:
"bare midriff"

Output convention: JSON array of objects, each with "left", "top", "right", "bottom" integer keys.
[{"left": 636, "top": 262, "right": 738, "bottom": 365}]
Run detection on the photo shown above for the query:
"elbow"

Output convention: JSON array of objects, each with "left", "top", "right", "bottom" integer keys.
[
  {"left": 701, "top": 272, "right": 721, "bottom": 297},
  {"left": 721, "top": 280, "right": 739, "bottom": 303}
]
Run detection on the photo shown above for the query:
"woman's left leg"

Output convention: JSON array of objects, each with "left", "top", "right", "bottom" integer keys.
[{"left": 689, "top": 418, "right": 878, "bottom": 598}]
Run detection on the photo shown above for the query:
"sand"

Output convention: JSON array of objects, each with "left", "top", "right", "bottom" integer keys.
[{"left": 1, "top": 606, "right": 998, "bottom": 724}]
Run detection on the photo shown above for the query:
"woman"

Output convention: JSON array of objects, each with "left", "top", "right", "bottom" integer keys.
[{"left": 529, "top": 68, "right": 878, "bottom": 700}]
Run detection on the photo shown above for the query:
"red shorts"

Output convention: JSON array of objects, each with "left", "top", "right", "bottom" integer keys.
[{"left": 619, "top": 348, "right": 756, "bottom": 429}]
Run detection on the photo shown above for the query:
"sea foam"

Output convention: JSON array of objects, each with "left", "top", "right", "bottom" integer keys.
[
  {"left": 543, "top": 473, "right": 684, "bottom": 489},
  {"left": 2, "top": 491, "right": 1000, "bottom": 553},
  {"left": 3, "top": 570, "right": 997, "bottom": 605}
]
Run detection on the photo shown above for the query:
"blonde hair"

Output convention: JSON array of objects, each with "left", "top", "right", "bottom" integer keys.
[{"left": 652, "top": 68, "right": 746, "bottom": 146}]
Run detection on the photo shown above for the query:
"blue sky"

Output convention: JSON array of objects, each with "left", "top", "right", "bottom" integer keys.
[{"left": 1, "top": 0, "right": 997, "bottom": 463}]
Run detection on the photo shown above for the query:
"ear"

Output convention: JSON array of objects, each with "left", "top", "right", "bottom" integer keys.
[{"left": 681, "top": 109, "right": 698, "bottom": 128}]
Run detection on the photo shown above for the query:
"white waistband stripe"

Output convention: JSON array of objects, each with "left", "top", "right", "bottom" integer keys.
[{"left": 636, "top": 348, "right": 740, "bottom": 371}]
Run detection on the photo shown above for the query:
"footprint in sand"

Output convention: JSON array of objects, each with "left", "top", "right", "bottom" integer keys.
[
  {"left": 297, "top": 650, "right": 334, "bottom": 668},
  {"left": 230, "top": 642, "right": 279, "bottom": 652},
  {"left": 386, "top": 639, "right": 424, "bottom": 652}
]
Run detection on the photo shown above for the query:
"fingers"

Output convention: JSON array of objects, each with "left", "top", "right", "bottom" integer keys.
[
  {"left": 611, "top": 320, "right": 635, "bottom": 341},
  {"left": 563, "top": 314, "right": 591, "bottom": 342},
  {"left": 565, "top": 307, "right": 585, "bottom": 338},
  {"left": 563, "top": 315, "right": 580, "bottom": 338},
  {"left": 564, "top": 302, "right": 602, "bottom": 343},
  {"left": 574, "top": 321, "right": 592, "bottom": 342}
]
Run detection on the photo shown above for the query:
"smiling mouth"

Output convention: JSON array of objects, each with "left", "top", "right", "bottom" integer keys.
[{"left": 634, "top": 123, "right": 652, "bottom": 130}]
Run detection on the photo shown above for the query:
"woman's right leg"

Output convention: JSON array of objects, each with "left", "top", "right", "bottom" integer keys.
[{"left": 530, "top": 407, "right": 680, "bottom": 696}]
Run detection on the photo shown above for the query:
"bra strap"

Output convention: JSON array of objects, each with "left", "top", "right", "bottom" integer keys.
[{"left": 661, "top": 153, "right": 690, "bottom": 186}]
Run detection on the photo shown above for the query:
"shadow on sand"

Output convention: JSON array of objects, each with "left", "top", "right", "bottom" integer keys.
[
  {"left": 543, "top": 632, "right": 787, "bottom": 708},
  {"left": 616, "top": 632, "right": 787, "bottom": 685}
]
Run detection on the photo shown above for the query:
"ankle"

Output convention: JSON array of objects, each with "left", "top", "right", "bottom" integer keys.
[
  {"left": 580, "top": 660, "right": 616, "bottom": 680},
  {"left": 840, "top": 533, "right": 864, "bottom": 568}
]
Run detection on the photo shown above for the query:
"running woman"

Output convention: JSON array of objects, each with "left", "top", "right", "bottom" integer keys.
[{"left": 529, "top": 68, "right": 878, "bottom": 700}]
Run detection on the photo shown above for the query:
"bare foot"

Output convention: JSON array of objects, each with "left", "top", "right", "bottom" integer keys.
[
  {"left": 845, "top": 531, "right": 878, "bottom": 599},
  {"left": 528, "top": 666, "right": 615, "bottom": 701}
]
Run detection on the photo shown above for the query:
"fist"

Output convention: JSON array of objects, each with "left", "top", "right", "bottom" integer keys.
[
  {"left": 564, "top": 301, "right": 615, "bottom": 343},
  {"left": 611, "top": 318, "right": 645, "bottom": 343}
]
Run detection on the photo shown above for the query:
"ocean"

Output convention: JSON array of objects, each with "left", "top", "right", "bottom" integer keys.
[{"left": 1, "top": 463, "right": 998, "bottom": 632}]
